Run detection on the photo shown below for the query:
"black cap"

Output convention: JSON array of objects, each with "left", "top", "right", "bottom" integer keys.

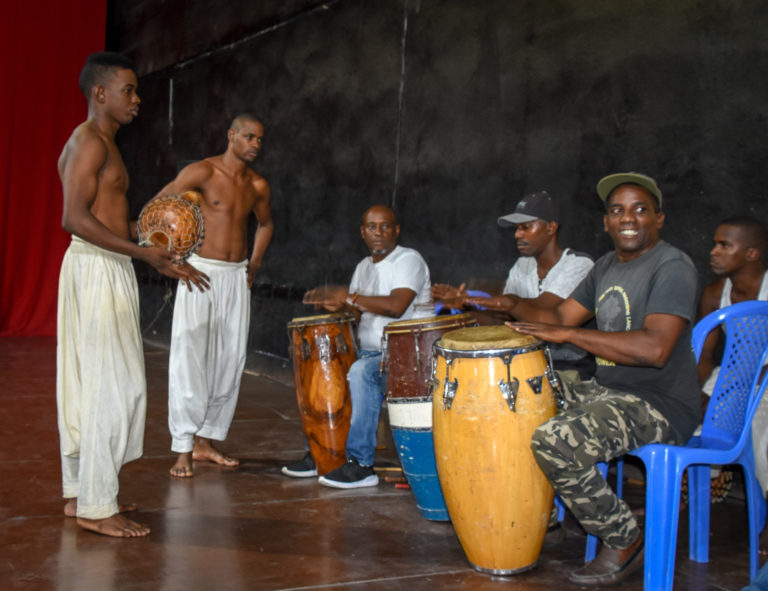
[{"left": 497, "top": 191, "right": 559, "bottom": 227}]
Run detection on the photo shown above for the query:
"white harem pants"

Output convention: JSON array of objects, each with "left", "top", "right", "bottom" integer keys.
[
  {"left": 57, "top": 236, "right": 147, "bottom": 519},
  {"left": 168, "top": 254, "right": 250, "bottom": 453}
]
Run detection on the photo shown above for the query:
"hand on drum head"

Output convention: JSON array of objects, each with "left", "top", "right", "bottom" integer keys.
[
  {"left": 303, "top": 285, "right": 348, "bottom": 311},
  {"left": 431, "top": 282, "right": 468, "bottom": 309},
  {"left": 141, "top": 246, "right": 210, "bottom": 292},
  {"left": 506, "top": 320, "right": 570, "bottom": 344}
]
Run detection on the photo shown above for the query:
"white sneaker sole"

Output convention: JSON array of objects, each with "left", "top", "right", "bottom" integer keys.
[
  {"left": 281, "top": 467, "right": 318, "bottom": 478},
  {"left": 317, "top": 474, "right": 380, "bottom": 489}
]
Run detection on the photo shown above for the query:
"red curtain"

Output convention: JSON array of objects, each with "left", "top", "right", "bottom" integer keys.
[{"left": 0, "top": 1, "right": 107, "bottom": 336}]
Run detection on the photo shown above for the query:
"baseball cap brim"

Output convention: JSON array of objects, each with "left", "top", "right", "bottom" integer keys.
[
  {"left": 596, "top": 172, "right": 663, "bottom": 208},
  {"left": 497, "top": 213, "right": 540, "bottom": 226}
]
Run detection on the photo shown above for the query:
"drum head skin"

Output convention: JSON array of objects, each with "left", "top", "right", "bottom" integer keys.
[
  {"left": 438, "top": 325, "right": 539, "bottom": 351},
  {"left": 287, "top": 313, "right": 356, "bottom": 328},
  {"left": 384, "top": 313, "right": 475, "bottom": 334}
]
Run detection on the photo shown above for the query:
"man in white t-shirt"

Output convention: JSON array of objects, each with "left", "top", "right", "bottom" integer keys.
[
  {"left": 285, "top": 205, "right": 432, "bottom": 488},
  {"left": 433, "top": 191, "right": 594, "bottom": 378}
]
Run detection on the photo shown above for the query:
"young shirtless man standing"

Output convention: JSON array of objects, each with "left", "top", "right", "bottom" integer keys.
[
  {"left": 57, "top": 52, "right": 209, "bottom": 537},
  {"left": 156, "top": 114, "right": 274, "bottom": 477}
]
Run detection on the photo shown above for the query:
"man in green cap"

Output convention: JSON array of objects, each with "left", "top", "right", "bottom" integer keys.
[{"left": 505, "top": 172, "right": 701, "bottom": 586}]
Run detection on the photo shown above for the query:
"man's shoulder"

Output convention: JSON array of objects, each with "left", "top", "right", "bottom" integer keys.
[
  {"left": 655, "top": 240, "right": 694, "bottom": 263},
  {"left": 67, "top": 122, "right": 110, "bottom": 154},
  {"left": 562, "top": 247, "right": 594, "bottom": 262},
  {"left": 388, "top": 245, "right": 426, "bottom": 263},
  {"left": 700, "top": 278, "right": 726, "bottom": 314}
]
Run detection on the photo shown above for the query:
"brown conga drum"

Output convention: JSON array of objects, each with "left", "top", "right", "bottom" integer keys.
[
  {"left": 383, "top": 313, "right": 476, "bottom": 520},
  {"left": 287, "top": 313, "right": 357, "bottom": 475},
  {"left": 432, "top": 325, "right": 557, "bottom": 574}
]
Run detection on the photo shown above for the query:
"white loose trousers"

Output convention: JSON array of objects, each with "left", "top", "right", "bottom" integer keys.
[
  {"left": 57, "top": 237, "right": 147, "bottom": 519},
  {"left": 168, "top": 254, "right": 250, "bottom": 453}
]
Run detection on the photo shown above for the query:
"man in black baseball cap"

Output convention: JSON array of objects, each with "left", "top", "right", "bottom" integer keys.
[
  {"left": 497, "top": 190, "right": 560, "bottom": 226},
  {"left": 432, "top": 190, "right": 595, "bottom": 379}
]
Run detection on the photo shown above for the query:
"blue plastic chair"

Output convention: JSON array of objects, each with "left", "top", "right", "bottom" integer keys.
[
  {"left": 628, "top": 300, "right": 768, "bottom": 591},
  {"left": 433, "top": 290, "right": 491, "bottom": 315}
]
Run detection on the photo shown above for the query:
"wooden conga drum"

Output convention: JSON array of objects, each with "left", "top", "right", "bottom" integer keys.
[
  {"left": 383, "top": 313, "right": 476, "bottom": 521},
  {"left": 431, "top": 325, "right": 557, "bottom": 574},
  {"left": 287, "top": 313, "right": 357, "bottom": 475}
]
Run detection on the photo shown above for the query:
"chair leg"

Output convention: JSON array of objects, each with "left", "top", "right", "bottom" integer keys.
[
  {"left": 688, "top": 464, "right": 711, "bottom": 563},
  {"left": 555, "top": 495, "right": 566, "bottom": 522},
  {"left": 639, "top": 449, "right": 685, "bottom": 591},
  {"left": 742, "top": 457, "right": 767, "bottom": 581}
]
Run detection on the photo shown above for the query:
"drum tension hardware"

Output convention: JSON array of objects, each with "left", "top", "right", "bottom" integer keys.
[
  {"left": 526, "top": 375, "right": 544, "bottom": 394},
  {"left": 441, "top": 358, "right": 458, "bottom": 410},
  {"left": 495, "top": 354, "right": 518, "bottom": 411},
  {"left": 543, "top": 346, "right": 566, "bottom": 409},
  {"left": 298, "top": 331, "right": 351, "bottom": 361}
]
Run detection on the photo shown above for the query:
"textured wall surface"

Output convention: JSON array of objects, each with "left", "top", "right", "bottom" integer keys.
[{"left": 109, "top": 0, "right": 768, "bottom": 381}]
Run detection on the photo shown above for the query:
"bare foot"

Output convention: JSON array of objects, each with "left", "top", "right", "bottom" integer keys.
[
  {"left": 64, "top": 498, "right": 137, "bottom": 517},
  {"left": 192, "top": 437, "right": 239, "bottom": 467},
  {"left": 170, "top": 452, "right": 194, "bottom": 478},
  {"left": 76, "top": 513, "right": 150, "bottom": 537}
]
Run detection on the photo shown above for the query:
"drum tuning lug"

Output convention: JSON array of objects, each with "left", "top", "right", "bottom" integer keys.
[
  {"left": 335, "top": 333, "right": 349, "bottom": 355},
  {"left": 544, "top": 363, "right": 566, "bottom": 409},
  {"left": 300, "top": 338, "right": 311, "bottom": 361},
  {"left": 442, "top": 378, "right": 458, "bottom": 410},
  {"left": 526, "top": 375, "right": 544, "bottom": 394},
  {"left": 498, "top": 377, "right": 519, "bottom": 412},
  {"left": 544, "top": 345, "right": 566, "bottom": 409},
  {"left": 316, "top": 334, "right": 332, "bottom": 362}
]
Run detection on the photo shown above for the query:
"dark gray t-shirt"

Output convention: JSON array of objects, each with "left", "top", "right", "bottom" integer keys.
[{"left": 569, "top": 240, "right": 702, "bottom": 441}]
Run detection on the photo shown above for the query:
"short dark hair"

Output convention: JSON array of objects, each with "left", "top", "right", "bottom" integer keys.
[
  {"left": 78, "top": 52, "right": 136, "bottom": 100},
  {"left": 719, "top": 216, "right": 768, "bottom": 253},
  {"left": 230, "top": 113, "right": 263, "bottom": 131}
]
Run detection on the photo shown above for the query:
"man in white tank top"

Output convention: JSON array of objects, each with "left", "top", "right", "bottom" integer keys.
[{"left": 698, "top": 216, "right": 768, "bottom": 499}]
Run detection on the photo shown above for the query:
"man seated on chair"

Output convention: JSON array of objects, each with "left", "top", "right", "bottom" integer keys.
[
  {"left": 282, "top": 205, "right": 432, "bottom": 487},
  {"left": 502, "top": 173, "right": 701, "bottom": 586},
  {"left": 431, "top": 190, "right": 595, "bottom": 380},
  {"left": 698, "top": 216, "right": 768, "bottom": 505}
]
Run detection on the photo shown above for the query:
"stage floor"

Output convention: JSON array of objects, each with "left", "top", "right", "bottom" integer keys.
[{"left": 0, "top": 337, "right": 758, "bottom": 590}]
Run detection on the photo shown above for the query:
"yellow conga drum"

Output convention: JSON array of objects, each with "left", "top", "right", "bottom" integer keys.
[
  {"left": 287, "top": 313, "right": 357, "bottom": 475},
  {"left": 431, "top": 325, "right": 557, "bottom": 575}
]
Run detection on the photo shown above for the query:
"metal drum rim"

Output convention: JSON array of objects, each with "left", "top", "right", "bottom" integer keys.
[
  {"left": 383, "top": 313, "right": 476, "bottom": 335},
  {"left": 433, "top": 342, "right": 544, "bottom": 358},
  {"left": 287, "top": 313, "right": 357, "bottom": 328}
]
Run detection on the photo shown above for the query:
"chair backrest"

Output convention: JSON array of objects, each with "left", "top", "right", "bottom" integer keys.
[{"left": 691, "top": 300, "right": 768, "bottom": 446}]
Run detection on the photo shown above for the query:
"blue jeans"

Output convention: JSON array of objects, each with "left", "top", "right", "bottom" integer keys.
[{"left": 345, "top": 350, "right": 386, "bottom": 466}]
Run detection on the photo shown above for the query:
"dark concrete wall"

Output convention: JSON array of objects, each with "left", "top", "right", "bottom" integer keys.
[{"left": 109, "top": 0, "right": 768, "bottom": 383}]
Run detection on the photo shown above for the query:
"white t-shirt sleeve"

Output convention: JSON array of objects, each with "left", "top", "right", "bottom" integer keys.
[
  {"left": 503, "top": 259, "right": 523, "bottom": 295},
  {"left": 540, "top": 253, "right": 594, "bottom": 299},
  {"left": 389, "top": 250, "right": 429, "bottom": 294}
]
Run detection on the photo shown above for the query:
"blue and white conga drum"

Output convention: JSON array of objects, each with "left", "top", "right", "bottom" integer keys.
[{"left": 382, "top": 313, "right": 476, "bottom": 520}]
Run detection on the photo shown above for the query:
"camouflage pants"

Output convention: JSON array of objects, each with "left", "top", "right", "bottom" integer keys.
[{"left": 531, "top": 377, "right": 674, "bottom": 549}]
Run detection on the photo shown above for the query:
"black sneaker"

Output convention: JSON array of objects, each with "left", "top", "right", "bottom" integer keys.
[
  {"left": 317, "top": 458, "right": 379, "bottom": 489},
  {"left": 281, "top": 452, "right": 317, "bottom": 478}
]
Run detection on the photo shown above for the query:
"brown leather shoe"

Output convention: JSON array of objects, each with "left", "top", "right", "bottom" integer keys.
[{"left": 567, "top": 532, "right": 644, "bottom": 587}]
